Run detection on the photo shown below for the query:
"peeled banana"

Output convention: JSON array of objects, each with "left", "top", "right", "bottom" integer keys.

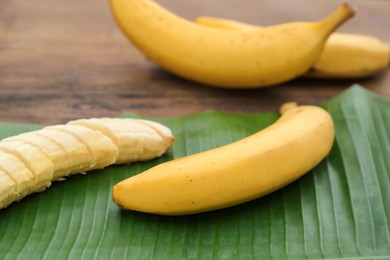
[
  {"left": 112, "top": 103, "right": 335, "bottom": 215},
  {"left": 109, "top": 0, "right": 354, "bottom": 88},
  {"left": 0, "top": 118, "right": 174, "bottom": 209},
  {"left": 196, "top": 16, "right": 390, "bottom": 78}
]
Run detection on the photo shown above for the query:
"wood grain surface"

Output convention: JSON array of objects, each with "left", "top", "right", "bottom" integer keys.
[{"left": 0, "top": 0, "right": 389, "bottom": 124}]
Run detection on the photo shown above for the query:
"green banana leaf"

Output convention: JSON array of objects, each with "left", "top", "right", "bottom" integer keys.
[{"left": 1, "top": 84, "right": 390, "bottom": 259}]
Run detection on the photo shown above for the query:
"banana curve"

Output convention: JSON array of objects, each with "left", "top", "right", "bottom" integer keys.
[
  {"left": 110, "top": 0, "right": 354, "bottom": 88},
  {"left": 112, "top": 104, "right": 334, "bottom": 215}
]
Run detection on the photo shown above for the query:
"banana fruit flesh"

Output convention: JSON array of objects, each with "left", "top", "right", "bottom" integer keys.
[
  {"left": 196, "top": 16, "right": 390, "bottom": 79},
  {"left": 112, "top": 104, "right": 335, "bottom": 215},
  {"left": 0, "top": 118, "right": 174, "bottom": 209},
  {"left": 109, "top": 0, "right": 354, "bottom": 88}
]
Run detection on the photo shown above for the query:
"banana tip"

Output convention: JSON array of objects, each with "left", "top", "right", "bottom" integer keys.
[
  {"left": 342, "top": 2, "right": 357, "bottom": 18},
  {"left": 321, "top": 2, "right": 356, "bottom": 33},
  {"left": 280, "top": 102, "right": 298, "bottom": 115}
]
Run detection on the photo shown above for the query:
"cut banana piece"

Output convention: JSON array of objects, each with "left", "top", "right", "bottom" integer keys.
[
  {"left": 136, "top": 119, "right": 177, "bottom": 150},
  {"left": 0, "top": 117, "right": 174, "bottom": 209},
  {"left": 68, "top": 118, "right": 174, "bottom": 163},
  {"left": 0, "top": 170, "right": 17, "bottom": 209},
  {"left": 35, "top": 128, "right": 94, "bottom": 177},
  {"left": 46, "top": 125, "right": 119, "bottom": 171},
  {"left": 0, "top": 150, "right": 36, "bottom": 203},
  {"left": 0, "top": 141, "right": 53, "bottom": 192},
  {"left": 3, "top": 132, "right": 71, "bottom": 180}
]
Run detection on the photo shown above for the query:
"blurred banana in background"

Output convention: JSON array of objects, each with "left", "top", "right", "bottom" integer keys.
[
  {"left": 109, "top": 0, "right": 355, "bottom": 88},
  {"left": 195, "top": 16, "right": 390, "bottom": 79}
]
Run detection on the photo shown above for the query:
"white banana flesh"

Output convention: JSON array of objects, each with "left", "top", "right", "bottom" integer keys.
[
  {"left": 112, "top": 104, "right": 335, "bottom": 215},
  {"left": 0, "top": 170, "right": 15, "bottom": 208},
  {"left": 109, "top": 0, "right": 354, "bottom": 88},
  {"left": 4, "top": 132, "right": 73, "bottom": 180},
  {"left": 0, "top": 151, "right": 35, "bottom": 203},
  {"left": 34, "top": 128, "right": 95, "bottom": 177},
  {"left": 67, "top": 118, "right": 172, "bottom": 163},
  {"left": 0, "top": 118, "right": 174, "bottom": 209},
  {"left": 46, "top": 125, "right": 119, "bottom": 173},
  {"left": 195, "top": 16, "right": 390, "bottom": 78},
  {"left": 0, "top": 141, "right": 54, "bottom": 192}
]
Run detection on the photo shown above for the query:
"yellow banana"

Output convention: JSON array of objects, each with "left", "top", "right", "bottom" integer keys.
[
  {"left": 196, "top": 16, "right": 259, "bottom": 31},
  {"left": 112, "top": 103, "right": 335, "bottom": 215},
  {"left": 0, "top": 118, "right": 174, "bottom": 209},
  {"left": 109, "top": 0, "right": 354, "bottom": 88},
  {"left": 196, "top": 16, "right": 390, "bottom": 78}
]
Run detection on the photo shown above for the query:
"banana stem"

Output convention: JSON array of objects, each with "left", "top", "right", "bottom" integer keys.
[
  {"left": 387, "top": 42, "right": 390, "bottom": 67},
  {"left": 318, "top": 3, "right": 356, "bottom": 36},
  {"left": 280, "top": 102, "right": 298, "bottom": 115}
]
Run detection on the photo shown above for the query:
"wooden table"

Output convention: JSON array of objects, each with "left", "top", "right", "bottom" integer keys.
[{"left": 1, "top": 0, "right": 389, "bottom": 125}]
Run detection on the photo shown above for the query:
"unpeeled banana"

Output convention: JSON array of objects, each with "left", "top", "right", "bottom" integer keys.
[
  {"left": 109, "top": 0, "right": 355, "bottom": 88},
  {"left": 112, "top": 103, "right": 334, "bottom": 215},
  {"left": 195, "top": 16, "right": 390, "bottom": 78},
  {"left": 0, "top": 118, "right": 174, "bottom": 209}
]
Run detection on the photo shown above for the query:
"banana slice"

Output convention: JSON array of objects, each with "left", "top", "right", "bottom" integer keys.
[
  {"left": 35, "top": 128, "right": 93, "bottom": 176},
  {"left": 47, "top": 125, "right": 119, "bottom": 170},
  {"left": 0, "top": 170, "right": 17, "bottom": 209},
  {"left": 136, "top": 119, "right": 177, "bottom": 152},
  {"left": 115, "top": 118, "right": 174, "bottom": 161},
  {"left": 68, "top": 118, "right": 175, "bottom": 164},
  {"left": 0, "top": 141, "right": 53, "bottom": 191},
  {"left": 3, "top": 132, "right": 71, "bottom": 181},
  {"left": 0, "top": 150, "right": 37, "bottom": 199}
]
